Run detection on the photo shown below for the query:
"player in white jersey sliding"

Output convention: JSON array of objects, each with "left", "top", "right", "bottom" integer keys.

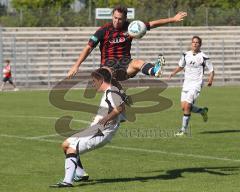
[
  {"left": 168, "top": 36, "right": 214, "bottom": 136},
  {"left": 50, "top": 67, "right": 125, "bottom": 188}
]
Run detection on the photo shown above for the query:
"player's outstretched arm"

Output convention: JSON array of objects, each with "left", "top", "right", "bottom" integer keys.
[
  {"left": 168, "top": 66, "right": 184, "bottom": 80},
  {"left": 149, "top": 11, "right": 187, "bottom": 29},
  {"left": 67, "top": 44, "right": 92, "bottom": 78}
]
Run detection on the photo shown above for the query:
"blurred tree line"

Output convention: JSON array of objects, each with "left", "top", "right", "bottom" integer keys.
[{"left": 0, "top": 0, "right": 240, "bottom": 27}]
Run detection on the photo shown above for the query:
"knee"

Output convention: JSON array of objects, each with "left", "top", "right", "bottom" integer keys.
[
  {"left": 181, "top": 103, "right": 185, "bottom": 111},
  {"left": 181, "top": 103, "right": 191, "bottom": 113},
  {"left": 66, "top": 147, "right": 77, "bottom": 154},
  {"left": 62, "top": 140, "right": 70, "bottom": 151},
  {"left": 131, "top": 59, "right": 145, "bottom": 69}
]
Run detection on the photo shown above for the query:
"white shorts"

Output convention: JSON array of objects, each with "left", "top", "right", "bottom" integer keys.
[
  {"left": 67, "top": 124, "right": 119, "bottom": 155},
  {"left": 181, "top": 89, "right": 200, "bottom": 104}
]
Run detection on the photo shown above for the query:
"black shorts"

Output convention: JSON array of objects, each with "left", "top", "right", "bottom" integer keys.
[
  {"left": 102, "top": 58, "right": 133, "bottom": 81},
  {"left": 3, "top": 77, "right": 13, "bottom": 84}
]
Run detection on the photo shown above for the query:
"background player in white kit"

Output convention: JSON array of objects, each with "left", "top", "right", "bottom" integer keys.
[
  {"left": 50, "top": 67, "right": 125, "bottom": 188},
  {"left": 168, "top": 36, "right": 214, "bottom": 136}
]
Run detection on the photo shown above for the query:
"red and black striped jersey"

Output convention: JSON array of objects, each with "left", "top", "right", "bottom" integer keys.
[
  {"left": 88, "top": 21, "right": 150, "bottom": 66},
  {"left": 3, "top": 65, "right": 11, "bottom": 78}
]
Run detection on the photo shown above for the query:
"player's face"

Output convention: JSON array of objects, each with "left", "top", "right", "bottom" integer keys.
[
  {"left": 92, "top": 77, "right": 103, "bottom": 92},
  {"left": 112, "top": 10, "right": 126, "bottom": 29},
  {"left": 191, "top": 38, "right": 201, "bottom": 53}
]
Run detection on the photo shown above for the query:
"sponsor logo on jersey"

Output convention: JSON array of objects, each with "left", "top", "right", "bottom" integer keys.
[
  {"left": 109, "top": 37, "right": 126, "bottom": 44},
  {"left": 123, "top": 32, "right": 129, "bottom": 36}
]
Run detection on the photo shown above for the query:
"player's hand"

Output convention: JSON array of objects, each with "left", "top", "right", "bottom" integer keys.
[
  {"left": 98, "top": 117, "right": 108, "bottom": 126},
  {"left": 173, "top": 12, "right": 187, "bottom": 22},
  {"left": 67, "top": 65, "right": 79, "bottom": 79},
  {"left": 167, "top": 73, "right": 173, "bottom": 80},
  {"left": 207, "top": 81, "right": 213, "bottom": 87}
]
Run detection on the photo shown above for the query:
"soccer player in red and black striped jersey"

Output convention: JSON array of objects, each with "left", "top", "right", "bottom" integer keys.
[
  {"left": 1, "top": 60, "right": 18, "bottom": 91},
  {"left": 67, "top": 5, "right": 187, "bottom": 81}
]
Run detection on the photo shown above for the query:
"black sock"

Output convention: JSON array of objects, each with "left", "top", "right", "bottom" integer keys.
[{"left": 141, "top": 63, "right": 154, "bottom": 75}]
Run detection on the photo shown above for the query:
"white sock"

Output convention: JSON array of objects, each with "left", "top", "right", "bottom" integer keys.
[
  {"left": 63, "top": 153, "right": 77, "bottom": 184},
  {"left": 75, "top": 166, "right": 86, "bottom": 176},
  {"left": 191, "top": 105, "right": 203, "bottom": 114},
  {"left": 181, "top": 114, "right": 191, "bottom": 132}
]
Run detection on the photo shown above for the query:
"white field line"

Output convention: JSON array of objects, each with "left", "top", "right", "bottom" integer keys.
[
  {"left": 0, "top": 114, "right": 90, "bottom": 124},
  {"left": 0, "top": 114, "right": 90, "bottom": 139},
  {"left": 107, "top": 145, "right": 240, "bottom": 163},
  {"left": 30, "top": 130, "right": 81, "bottom": 139},
  {"left": 0, "top": 134, "right": 62, "bottom": 144},
  {"left": 30, "top": 133, "right": 60, "bottom": 139},
  {"left": 1, "top": 133, "right": 240, "bottom": 163}
]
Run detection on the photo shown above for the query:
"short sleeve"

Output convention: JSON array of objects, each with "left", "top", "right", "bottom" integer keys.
[
  {"left": 108, "top": 92, "right": 124, "bottom": 108},
  {"left": 88, "top": 27, "right": 105, "bottom": 48},
  {"left": 178, "top": 53, "right": 186, "bottom": 68},
  {"left": 205, "top": 58, "right": 214, "bottom": 73},
  {"left": 202, "top": 53, "right": 214, "bottom": 73}
]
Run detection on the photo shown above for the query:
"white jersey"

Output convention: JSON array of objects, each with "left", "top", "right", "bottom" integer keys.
[
  {"left": 67, "top": 86, "right": 125, "bottom": 154},
  {"left": 91, "top": 85, "right": 124, "bottom": 127},
  {"left": 179, "top": 50, "right": 214, "bottom": 91}
]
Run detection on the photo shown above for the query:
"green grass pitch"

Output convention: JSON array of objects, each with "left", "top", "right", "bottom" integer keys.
[{"left": 0, "top": 86, "right": 240, "bottom": 192}]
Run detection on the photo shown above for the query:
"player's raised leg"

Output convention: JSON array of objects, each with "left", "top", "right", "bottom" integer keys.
[{"left": 127, "top": 55, "right": 165, "bottom": 78}]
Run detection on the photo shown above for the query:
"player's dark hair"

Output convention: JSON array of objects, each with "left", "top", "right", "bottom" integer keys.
[
  {"left": 112, "top": 5, "right": 128, "bottom": 18},
  {"left": 4, "top": 59, "right": 10, "bottom": 64},
  {"left": 192, "top": 36, "right": 202, "bottom": 46},
  {"left": 91, "top": 68, "right": 112, "bottom": 83}
]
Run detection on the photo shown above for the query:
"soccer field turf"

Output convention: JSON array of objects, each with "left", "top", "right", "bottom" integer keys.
[{"left": 0, "top": 86, "right": 240, "bottom": 192}]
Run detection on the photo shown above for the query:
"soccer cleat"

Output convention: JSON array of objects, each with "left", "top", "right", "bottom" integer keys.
[
  {"left": 154, "top": 54, "right": 165, "bottom": 77},
  {"left": 74, "top": 173, "right": 89, "bottom": 182},
  {"left": 201, "top": 107, "right": 208, "bottom": 122},
  {"left": 174, "top": 130, "right": 187, "bottom": 137},
  {"left": 49, "top": 181, "right": 73, "bottom": 188}
]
